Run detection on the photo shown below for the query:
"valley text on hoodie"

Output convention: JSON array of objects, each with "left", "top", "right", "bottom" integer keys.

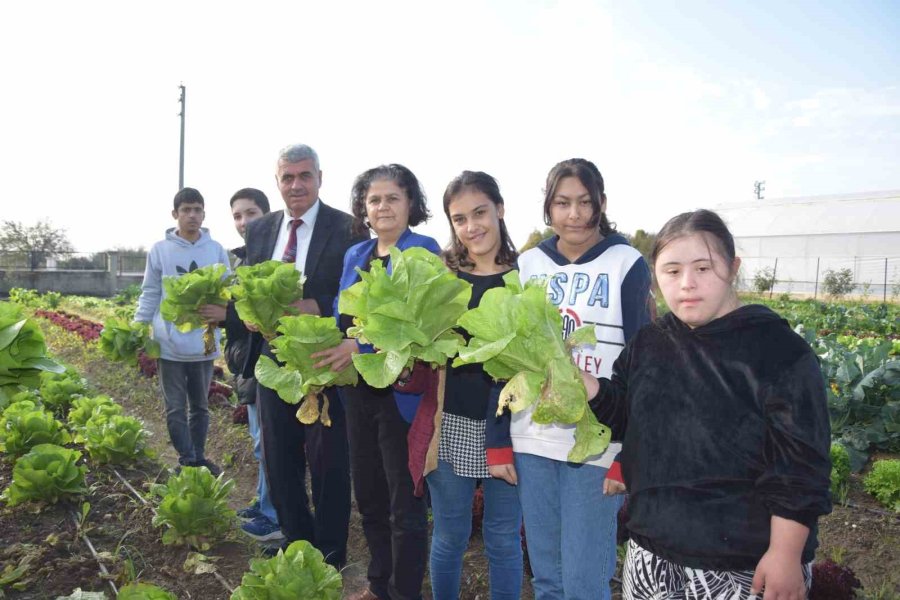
[
  {"left": 513, "top": 233, "right": 651, "bottom": 467},
  {"left": 591, "top": 305, "right": 832, "bottom": 571},
  {"left": 134, "top": 228, "right": 230, "bottom": 361}
]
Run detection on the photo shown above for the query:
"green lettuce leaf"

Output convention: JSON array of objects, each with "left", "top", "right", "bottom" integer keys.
[
  {"left": 151, "top": 466, "right": 236, "bottom": 550},
  {"left": 338, "top": 246, "right": 471, "bottom": 387},
  {"left": 232, "top": 260, "right": 305, "bottom": 339},
  {"left": 254, "top": 315, "right": 358, "bottom": 426},
  {"left": 230, "top": 539, "right": 342, "bottom": 600},
  {"left": 160, "top": 264, "right": 231, "bottom": 354},
  {"left": 0, "top": 403, "right": 71, "bottom": 456},
  {"left": 1, "top": 443, "right": 87, "bottom": 506},
  {"left": 0, "top": 302, "right": 64, "bottom": 403},
  {"left": 117, "top": 582, "right": 178, "bottom": 600},
  {"left": 82, "top": 414, "right": 151, "bottom": 465},
  {"left": 99, "top": 318, "right": 160, "bottom": 364},
  {"left": 454, "top": 272, "right": 611, "bottom": 463}
]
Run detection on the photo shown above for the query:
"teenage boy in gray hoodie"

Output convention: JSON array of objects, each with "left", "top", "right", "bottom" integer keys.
[{"left": 135, "top": 187, "right": 230, "bottom": 475}]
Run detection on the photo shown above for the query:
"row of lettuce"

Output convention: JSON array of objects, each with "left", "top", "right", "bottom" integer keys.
[{"left": 0, "top": 301, "right": 342, "bottom": 599}]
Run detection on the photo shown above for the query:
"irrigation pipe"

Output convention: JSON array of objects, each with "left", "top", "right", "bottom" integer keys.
[{"left": 70, "top": 510, "right": 118, "bottom": 598}]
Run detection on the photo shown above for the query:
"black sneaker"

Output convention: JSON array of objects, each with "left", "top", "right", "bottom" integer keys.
[{"left": 191, "top": 459, "right": 223, "bottom": 477}]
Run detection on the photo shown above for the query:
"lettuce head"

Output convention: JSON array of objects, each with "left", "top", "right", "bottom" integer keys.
[
  {"left": 232, "top": 260, "right": 305, "bottom": 339},
  {"left": 453, "top": 272, "right": 611, "bottom": 463},
  {"left": 338, "top": 246, "right": 472, "bottom": 388},
  {"left": 0, "top": 302, "right": 64, "bottom": 403},
  {"left": 160, "top": 264, "right": 231, "bottom": 354}
]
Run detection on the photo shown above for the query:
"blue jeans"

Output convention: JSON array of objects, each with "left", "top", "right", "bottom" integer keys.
[
  {"left": 515, "top": 452, "right": 622, "bottom": 600},
  {"left": 427, "top": 459, "right": 523, "bottom": 600},
  {"left": 158, "top": 359, "right": 214, "bottom": 465},
  {"left": 247, "top": 402, "right": 278, "bottom": 525}
]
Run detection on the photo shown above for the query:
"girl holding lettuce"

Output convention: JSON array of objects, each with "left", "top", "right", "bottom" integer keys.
[
  {"left": 312, "top": 164, "right": 436, "bottom": 600},
  {"left": 399, "top": 171, "right": 523, "bottom": 599},
  {"left": 513, "top": 159, "right": 652, "bottom": 600}
]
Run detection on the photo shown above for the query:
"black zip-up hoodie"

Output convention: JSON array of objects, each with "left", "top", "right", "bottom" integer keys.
[{"left": 591, "top": 304, "right": 831, "bottom": 571}]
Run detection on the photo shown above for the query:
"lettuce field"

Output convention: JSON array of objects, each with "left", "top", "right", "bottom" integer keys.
[{"left": 0, "top": 290, "right": 898, "bottom": 599}]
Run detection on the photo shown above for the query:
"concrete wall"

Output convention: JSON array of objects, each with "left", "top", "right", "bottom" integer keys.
[{"left": 0, "top": 253, "right": 143, "bottom": 297}]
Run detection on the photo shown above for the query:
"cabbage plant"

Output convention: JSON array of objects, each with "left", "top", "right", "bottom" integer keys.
[
  {"left": 1, "top": 443, "right": 87, "bottom": 506},
  {"left": 230, "top": 540, "right": 341, "bottom": 600},
  {"left": 38, "top": 367, "right": 88, "bottom": 418},
  {"left": 151, "top": 466, "right": 236, "bottom": 550},
  {"left": 0, "top": 403, "right": 71, "bottom": 456},
  {"left": 83, "top": 414, "right": 149, "bottom": 464},
  {"left": 67, "top": 394, "right": 122, "bottom": 440}
]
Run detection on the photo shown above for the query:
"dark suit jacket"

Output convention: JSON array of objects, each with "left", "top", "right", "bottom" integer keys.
[{"left": 241, "top": 202, "right": 368, "bottom": 377}]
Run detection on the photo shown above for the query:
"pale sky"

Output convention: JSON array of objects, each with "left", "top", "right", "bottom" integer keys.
[{"left": 2, "top": 0, "right": 898, "bottom": 253}]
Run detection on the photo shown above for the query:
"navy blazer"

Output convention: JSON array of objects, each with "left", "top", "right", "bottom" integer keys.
[{"left": 241, "top": 202, "right": 368, "bottom": 378}]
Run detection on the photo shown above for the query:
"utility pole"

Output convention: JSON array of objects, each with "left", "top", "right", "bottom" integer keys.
[
  {"left": 754, "top": 180, "right": 766, "bottom": 200},
  {"left": 178, "top": 84, "right": 186, "bottom": 190}
]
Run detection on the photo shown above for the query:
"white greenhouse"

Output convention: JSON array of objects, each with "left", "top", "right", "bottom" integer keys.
[{"left": 713, "top": 190, "right": 900, "bottom": 300}]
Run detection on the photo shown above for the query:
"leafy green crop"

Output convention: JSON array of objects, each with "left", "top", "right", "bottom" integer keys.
[
  {"left": 38, "top": 366, "right": 87, "bottom": 418},
  {"left": 117, "top": 582, "right": 177, "bottom": 599},
  {"left": 67, "top": 395, "right": 122, "bottom": 441},
  {"left": 453, "top": 272, "right": 610, "bottom": 463},
  {"left": 232, "top": 260, "right": 305, "bottom": 339},
  {"left": 829, "top": 442, "right": 850, "bottom": 502},
  {"left": 230, "top": 539, "right": 342, "bottom": 600},
  {"left": 151, "top": 466, "right": 236, "bottom": 550},
  {"left": 338, "top": 246, "right": 472, "bottom": 388},
  {"left": 0, "top": 302, "right": 64, "bottom": 404},
  {"left": 862, "top": 459, "right": 900, "bottom": 512},
  {"left": 1, "top": 443, "right": 87, "bottom": 506},
  {"left": 160, "top": 264, "right": 231, "bottom": 355},
  {"left": 99, "top": 318, "right": 161, "bottom": 364},
  {"left": 0, "top": 403, "right": 71, "bottom": 456},
  {"left": 255, "top": 315, "right": 357, "bottom": 426},
  {"left": 82, "top": 414, "right": 149, "bottom": 464}
]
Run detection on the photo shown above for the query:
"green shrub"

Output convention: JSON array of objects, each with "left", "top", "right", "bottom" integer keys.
[
  {"left": 230, "top": 540, "right": 342, "bottom": 600},
  {"left": 823, "top": 268, "right": 854, "bottom": 298},
  {"left": 1, "top": 443, "right": 87, "bottom": 506},
  {"left": 151, "top": 466, "right": 236, "bottom": 550},
  {"left": 753, "top": 267, "right": 776, "bottom": 294},
  {"left": 830, "top": 443, "right": 851, "bottom": 502},
  {"left": 863, "top": 459, "right": 900, "bottom": 512}
]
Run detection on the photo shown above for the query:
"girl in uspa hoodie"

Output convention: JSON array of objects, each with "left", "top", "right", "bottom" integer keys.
[
  {"left": 513, "top": 159, "right": 651, "bottom": 600},
  {"left": 588, "top": 210, "right": 831, "bottom": 600}
]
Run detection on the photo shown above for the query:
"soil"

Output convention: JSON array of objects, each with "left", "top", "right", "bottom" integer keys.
[{"left": 2, "top": 316, "right": 897, "bottom": 599}]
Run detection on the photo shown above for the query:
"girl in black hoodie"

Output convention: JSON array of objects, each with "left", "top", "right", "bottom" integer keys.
[{"left": 587, "top": 210, "right": 831, "bottom": 600}]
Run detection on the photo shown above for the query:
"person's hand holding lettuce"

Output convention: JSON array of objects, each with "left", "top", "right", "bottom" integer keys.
[{"left": 160, "top": 264, "right": 231, "bottom": 354}]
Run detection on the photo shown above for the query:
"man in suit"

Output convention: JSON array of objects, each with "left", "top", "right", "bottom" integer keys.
[{"left": 242, "top": 144, "right": 367, "bottom": 566}]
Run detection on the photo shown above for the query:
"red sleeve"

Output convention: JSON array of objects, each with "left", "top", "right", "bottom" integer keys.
[
  {"left": 486, "top": 447, "right": 514, "bottom": 466},
  {"left": 605, "top": 461, "right": 623, "bottom": 483}
]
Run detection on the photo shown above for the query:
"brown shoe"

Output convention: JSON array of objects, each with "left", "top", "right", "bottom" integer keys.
[{"left": 346, "top": 588, "right": 379, "bottom": 600}]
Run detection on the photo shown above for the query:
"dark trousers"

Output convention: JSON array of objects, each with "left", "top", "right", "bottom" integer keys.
[
  {"left": 342, "top": 384, "right": 428, "bottom": 600},
  {"left": 257, "top": 374, "right": 351, "bottom": 567}
]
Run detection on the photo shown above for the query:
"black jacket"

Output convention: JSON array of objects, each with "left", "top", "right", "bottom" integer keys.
[
  {"left": 240, "top": 204, "right": 367, "bottom": 378},
  {"left": 591, "top": 305, "right": 832, "bottom": 570}
]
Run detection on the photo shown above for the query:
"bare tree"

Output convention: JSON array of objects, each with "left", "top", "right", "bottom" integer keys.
[{"left": 0, "top": 219, "right": 74, "bottom": 269}]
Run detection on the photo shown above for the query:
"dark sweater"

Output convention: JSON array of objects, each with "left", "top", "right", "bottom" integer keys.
[{"left": 591, "top": 305, "right": 832, "bottom": 571}]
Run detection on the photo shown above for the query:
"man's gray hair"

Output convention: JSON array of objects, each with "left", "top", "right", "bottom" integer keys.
[{"left": 277, "top": 144, "right": 320, "bottom": 171}]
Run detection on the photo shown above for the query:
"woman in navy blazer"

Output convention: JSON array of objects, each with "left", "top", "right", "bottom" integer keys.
[{"left": 314, "top": 164, "right": 439, "bottom": 600}]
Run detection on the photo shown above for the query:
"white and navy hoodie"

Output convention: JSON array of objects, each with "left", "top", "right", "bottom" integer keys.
[
  {"left": 134, "top": 227, "right": 230, "bottom": 361},
  {"left": 511, "top": 233, "right": 651, "bottom": 468}
]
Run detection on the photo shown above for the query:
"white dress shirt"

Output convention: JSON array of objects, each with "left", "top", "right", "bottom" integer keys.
[{"left": 270, "top": 199, "right": 321, "bottom": 273}]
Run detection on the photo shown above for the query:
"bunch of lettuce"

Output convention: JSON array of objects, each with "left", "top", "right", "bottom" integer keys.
[
  {"left": 0, "top": 302, "right": 64, "bottom": 404},
  {"left": 338, "top": 246, "right": 472, "bottom": 388},
  {"left": 117, "top": 582, "right": 177, "bottom": 600},
  {"left": 38, "top": 366, "right": 87, "bottom": 418},
  {"left": 863, "top": 459, "right": 900, "bottom": 512},
  {"left": 160, "top": 264, "right": 231, "bottom": 355},
  {"left": 83, "top": 414, "right": 150, "bottom": 465},
  {"left": 453, "top": 273, "right": 610, "bottom": 463},
  {"left": 255, "top": 315, "right": 357, "bottom": 426},
  {"left": 67, "top": 394, "right": 122, "bottom": 441},
  {"left": 232, "top": 260, "right": 305, "bottom": 339},
  {"left": 151, "top": 466, "right": 236, "bottom": 550},
  {"left": 1, "top": 443, "right": 87, "bottom": 506},
  {"left": 0, "top": 401, "right": 71, "bottom": 456},
  {"left": 230, "top": 540, "right": 342, "bottom": 600},
  {"left": 99, "top": 317, "right": 161, "bottom": 364}
]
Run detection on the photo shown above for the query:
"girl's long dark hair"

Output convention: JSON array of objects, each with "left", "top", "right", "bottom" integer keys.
[{"left": 442, "top": 171, "right": 518, "bottom": 272}]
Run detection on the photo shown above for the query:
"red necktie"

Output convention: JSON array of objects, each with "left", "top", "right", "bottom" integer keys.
[{"left": 281, "top": 218, "right": 304, "bottom": 263}]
